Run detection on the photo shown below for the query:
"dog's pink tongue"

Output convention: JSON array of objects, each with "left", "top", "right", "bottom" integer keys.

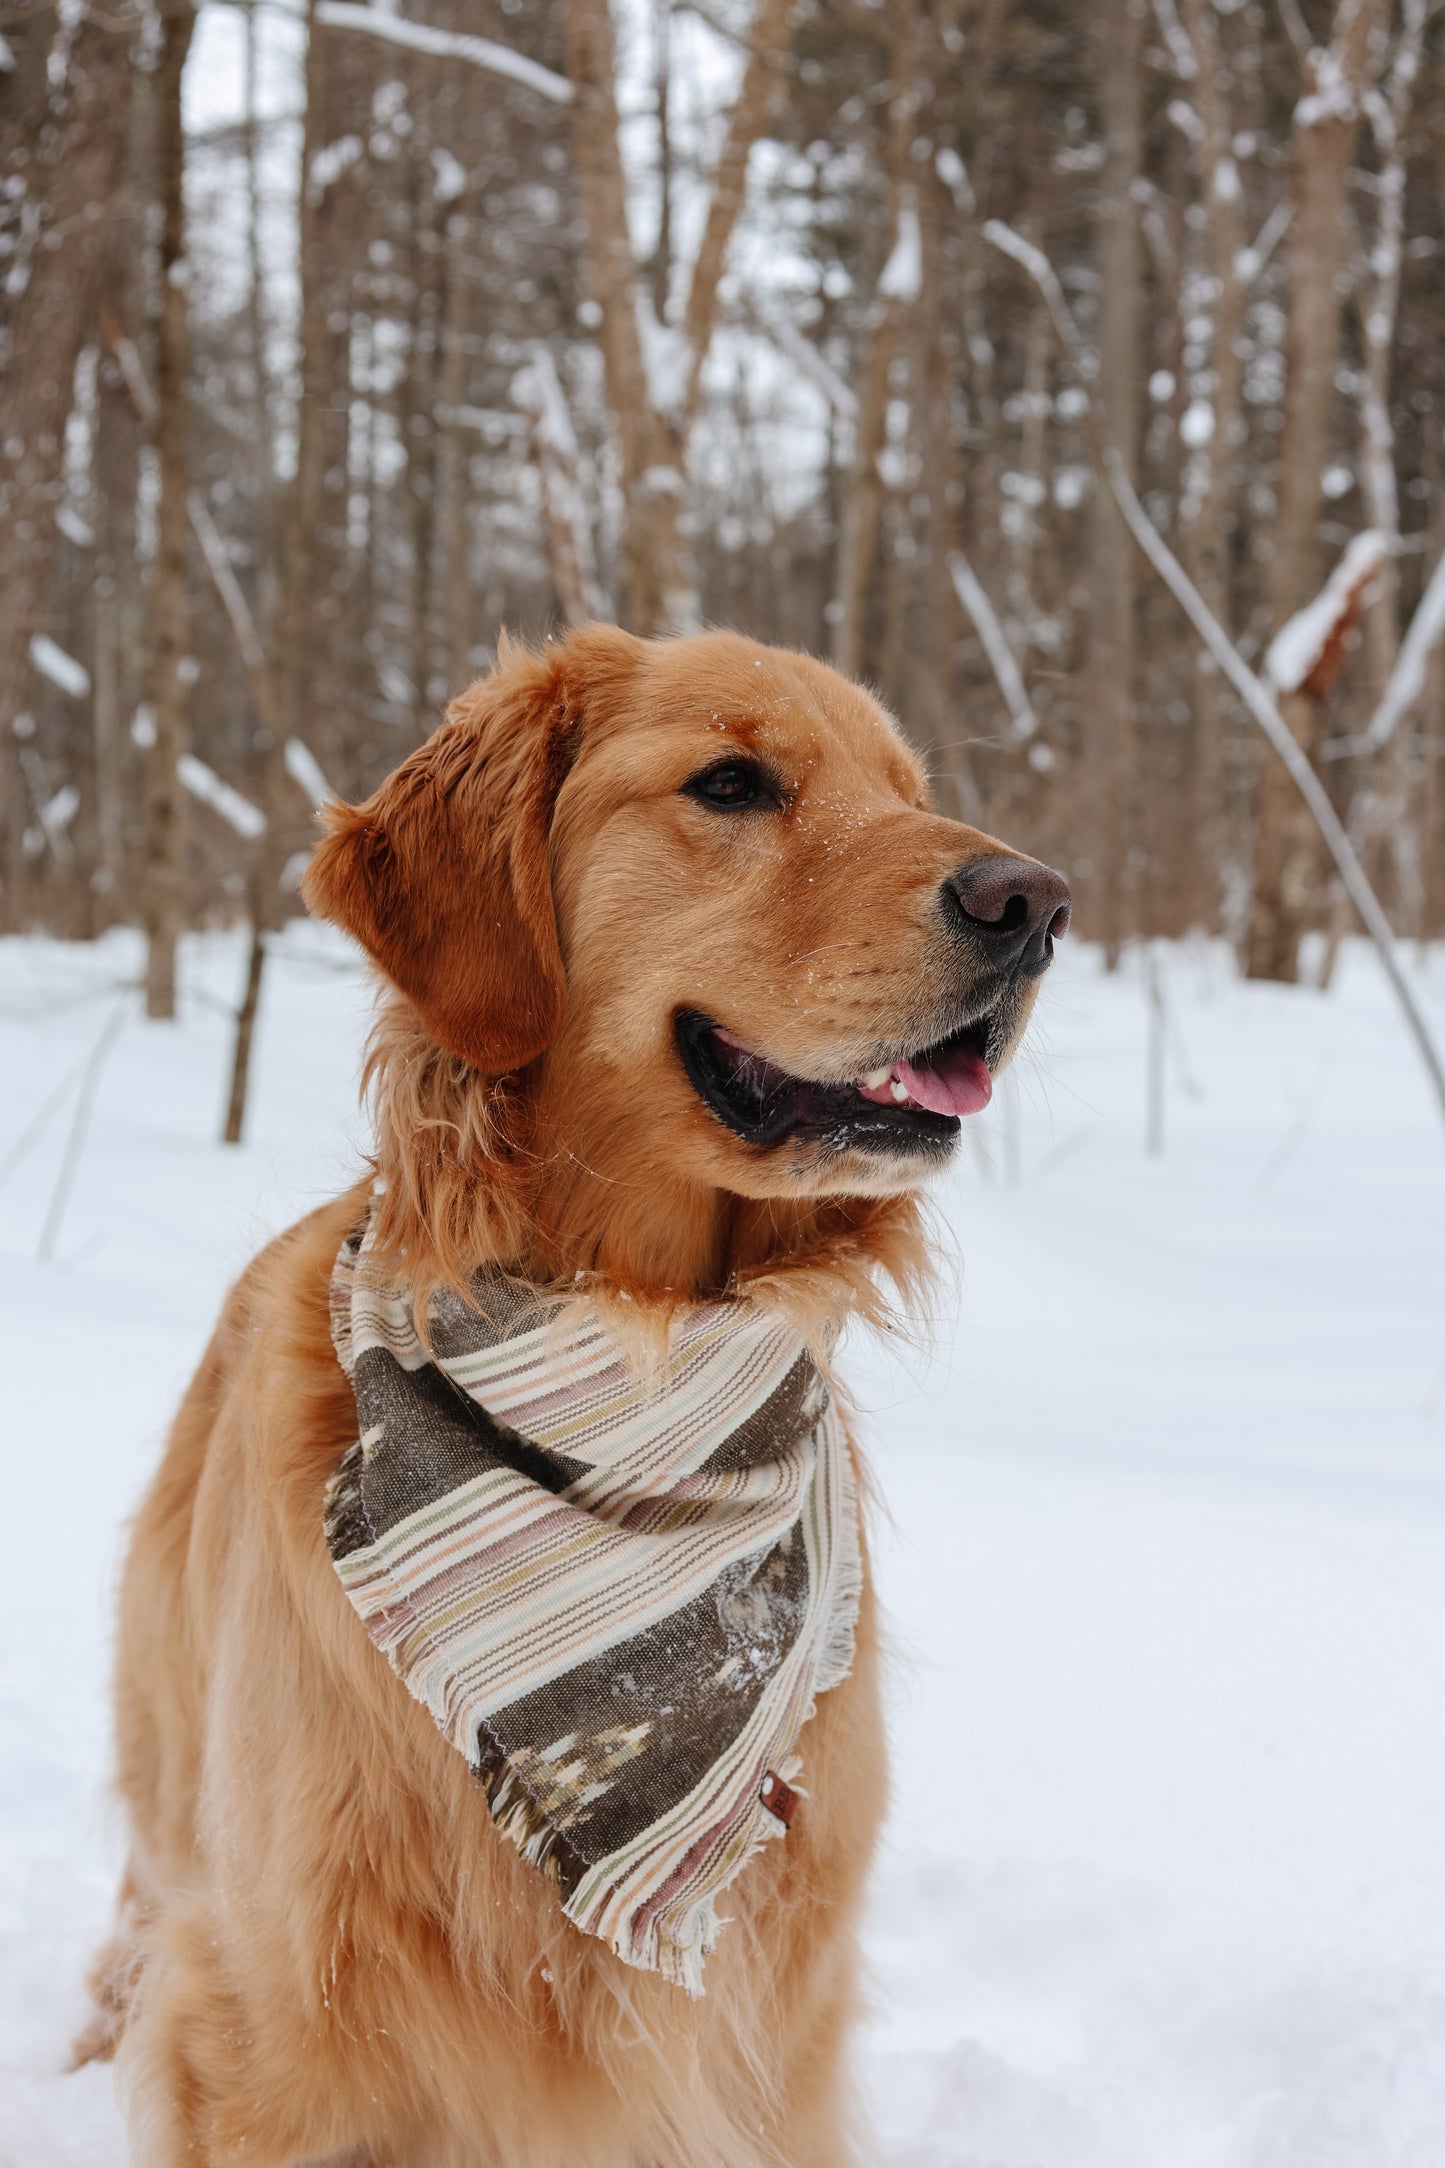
[{"left": 895, "top": 1045, "right": 992, "bottom": 1117}]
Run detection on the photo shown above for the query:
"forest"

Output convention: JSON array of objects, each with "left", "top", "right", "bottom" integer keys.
[{"left": 3, "top": 0, "right": 1444, "bottom": 1036}]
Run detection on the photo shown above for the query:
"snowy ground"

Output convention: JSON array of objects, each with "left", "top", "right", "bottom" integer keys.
[{"left": 2, "top": 926, "right": 1444, "bottom": 2167}]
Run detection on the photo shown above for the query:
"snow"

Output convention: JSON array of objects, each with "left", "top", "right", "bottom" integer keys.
[
  {"left": 749, "top": 300, "right": 858, "bottom": 422},
  {"left": 430, "top": 145, "right": 467, "bottom": 206},
  {"left": 176, "top": 753, "right": 267, "bottom": 840},
  {"left": 38, "top": 784, "right": 79, "bottom": 853},
  {"left": 634, "top": 293, "right": 692, "bottom": 421},
  {"left": 1265, "top": 531, "right": 1389, "bottom": 696},
  {"left": 511, "top": 349, "right": 610, "bottom": 623},
  {"left": 1234, "top": 199, "right": 1292, "bottom": 288},
  {"left": 1180, "top": 396, "right": 1215, "bottom": 450},
  {"left": 1212, "top": 154, "right": 1241, "bottom": 205},
  {"left": 314, "top": 4, "right": 573, "bottom": 106},
  {"left": 284, "top": 736, "right": 333, "bottom": 811},
  {"left": 55, "top": 507, "right": 95, "bottom": 551},
  {"left": 877, "top": 200, "right": 923, "bottom": 305},
  {"left": 934, "top": 147, "right": 975, "bottom": 215},
  {"left": 1150, "top": 0, "right": 1198, "bottom": 81},
  {"left": 1296, "top": 49, "right": 1359, "bottom": 131},
  {"left": 28, "top": 636, "right": 91, "bottom": 702},
  {"left": 948, "top": 553, "right": 1038, "bottom": 742},
  {"left": 4, "top": 928, "right": 1445, "bottom": 2165},
  {"left": 1362, "top": 542, "right": 1445, "bottom": 754},
  {"left": 307, "top": 132, "right": 363, "bottom": 200}
]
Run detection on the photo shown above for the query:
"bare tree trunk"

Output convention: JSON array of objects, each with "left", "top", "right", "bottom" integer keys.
[
  {"left": 563, "top": 0, "right": 794, "bottom": 635},
  {"left": 0, "top": 3, "right": 135, "bottom": 930},
  {"left": 1085, "top": 0, "right": 1143, "bottom": 959},
  {"left": 437, "top": 201, "right": 477, "bottom": 685},
  {"left": 1177, "top": 0, "right": 1246, "bottom": 926},
  {"left": 830, "top": 0, "right": 915, "bottom": 682},
  {"left": 405, "top": 159, "right": 443, "bottom": 737},
  {"left": 142, "top": 0, "right": 196, "bottom": 1020},
  {"left": 914, "top": 133, "right": 981, "bottom": 822},
  {"left": 1350, "top": 0, "right": 1426, "bottom": 931},
  {"left": 648, "top": 0, "right": 673, "bottom": 322},
  {"left": 223, "top": 0, "right": 326, "bottom": 1142},
  {"left": 1246, "top": 0, "right": 1378, "bottom": 982},
  {"left": 829, "top": 292, "right": 905, "bottom": 681},
  {"left": 563, "top": 0, "right": 684, "bottom": 634}
]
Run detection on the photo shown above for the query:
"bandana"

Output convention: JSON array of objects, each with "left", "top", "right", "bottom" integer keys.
[{"left": 324, "top": 1213, "right": 861, "bottom": 1994}]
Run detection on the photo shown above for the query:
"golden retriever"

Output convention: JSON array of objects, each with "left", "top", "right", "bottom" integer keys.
[{"left": 84, "top": 625, "right": 1068, "bottom": 2166}]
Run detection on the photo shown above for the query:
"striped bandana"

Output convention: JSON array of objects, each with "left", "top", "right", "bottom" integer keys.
[{"left": 324, "top": 1213, "right": 861, "bottom": 1994}]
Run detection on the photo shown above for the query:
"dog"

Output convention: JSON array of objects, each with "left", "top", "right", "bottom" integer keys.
[{"left": 84, "top": 624, "right": 1068, "bottom": 2166}]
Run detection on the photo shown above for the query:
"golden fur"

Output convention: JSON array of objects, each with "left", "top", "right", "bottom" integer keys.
[{"left": 87, "top": 626, "right": 1050, "bottom": 2165}]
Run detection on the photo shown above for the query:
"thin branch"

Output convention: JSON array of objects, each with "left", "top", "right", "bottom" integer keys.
[
  {"left": 742, "top": 298, "right": 858, "bottom": 420},
  {"left": 315, "top": 3, "right": 573, "bottom": 104},
  {"left": 1356, "top": 545, "right": 1445, "bottom": 753},
  {"left": 983, "top": 216, "right": 1445, "bottom": 1131},
  {"left": 187, "top": 489, "right": 268, "bottom": 681},
  {"left": 1235, "top": 197, "right": 1293, "bottom": 286},
  {"left": 1276, "top": 0, "right": 1313, "bottom": 58},
  {"left": 1150, "top": 0, "right": 1199, "bottom": 79},
  {"left": 36, "top": 996, "right": 128, "bottom": 1264},
  {"left": 947, "top": 553, "right": 1038, "bottom": 741},
  {"left": 679, "top": 0, "right": 796, "bottom": 421}
]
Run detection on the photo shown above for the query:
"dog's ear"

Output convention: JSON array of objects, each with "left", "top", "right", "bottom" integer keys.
[{"left": 303, "top": 639, "right": 590, "bottom": 1073}]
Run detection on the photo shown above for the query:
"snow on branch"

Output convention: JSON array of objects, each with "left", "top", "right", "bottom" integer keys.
[
  {"left": 947, "top": 553, "right": 1039, "bottom": 745},
  {"left": 187, "top": 491, "right": 267, "bottom": 677},
  {"left": 1150, "top": 0, "right": 1198, "bottom": 81},
  {"left": 981, "top": 212, "right": 1445, "bottom": 1130},
  {"left": 877, "top": 198, "right": 923, "bottom": 304},
  {"left": 1234, "top": 198, "right": 1292, "bottom": 287},
  {"left": 285, "top": 738, "right": 334, "bottom": 810},
  {"left": 1264, "top": 531, "right": 1388, "bottom": 697},
  {"left": 1101, "top": 445, "right": 1445, "bottom": 1124},
  {"left": 982, "top": 221, "right": 1093, "bottom": 381},
  {"left": 1358, "top": 545, "right": 1445, "bottom": 754},
  {"left": 29, "top": 634, "right": 91, "bottom": 700},
  {"left": 745, "top": 300, "right": 857, "bottom": 421},
  {"left": 40, "top": 783, "right": 79, "bottom": 855},
  {"left": 511, "top": 348, "right": 610, "bottom": 625},
  {"left": 178, "top": 755, "right": 267, "bottom": 841},
  {"left": 315, "top": 4, "right": 573, "bottom": 105}
]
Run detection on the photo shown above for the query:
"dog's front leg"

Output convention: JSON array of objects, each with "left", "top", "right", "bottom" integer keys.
[{"left": 116, "top": 1900, "right": 395, "bottom": 2168}]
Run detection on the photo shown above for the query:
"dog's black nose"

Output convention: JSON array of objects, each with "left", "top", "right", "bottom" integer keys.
[{"left": 946, "top": 855, "right": 1072, "bottom": 976}]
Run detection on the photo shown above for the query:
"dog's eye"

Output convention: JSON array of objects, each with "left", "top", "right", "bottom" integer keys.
[{"left": 684, "top": 760, "right": 775, "bottom": 810}]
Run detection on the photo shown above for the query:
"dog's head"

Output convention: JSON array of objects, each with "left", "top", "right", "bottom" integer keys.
[{"left": 305, "top": 626, "right": 1067, "bottom": 1275}]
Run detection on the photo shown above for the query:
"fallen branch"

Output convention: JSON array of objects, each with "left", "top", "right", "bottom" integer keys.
[{"left": 984, "top": 217, "right": 1445, "bottom": 1131}]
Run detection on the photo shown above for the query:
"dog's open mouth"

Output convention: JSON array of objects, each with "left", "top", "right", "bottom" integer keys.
[{"left": 675, "top": 1008, "right": 997, "bottom": 1154}]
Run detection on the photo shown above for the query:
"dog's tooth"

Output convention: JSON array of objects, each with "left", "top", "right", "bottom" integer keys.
[
  {"left": 890, "top": 1079, "right": 910, "bottom": 1103},
  {"left": 860, "top": 1066, "right": 890, "bottom": 1089}
]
